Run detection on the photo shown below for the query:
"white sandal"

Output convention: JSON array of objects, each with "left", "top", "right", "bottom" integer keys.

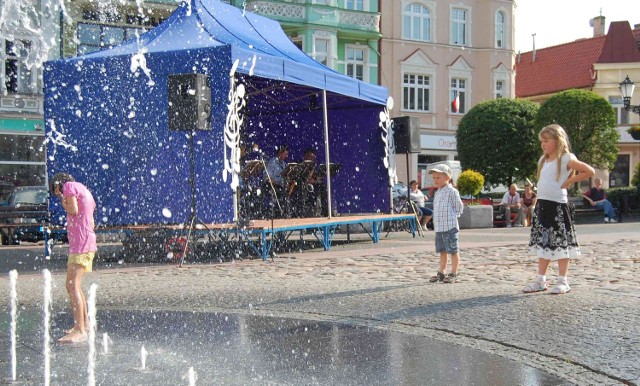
[
  {"left": 550, "top": 283, "right": 571, "bottom": 294},
  {"left": 523, "top": 280, "right": 548, "bottom": 293}
]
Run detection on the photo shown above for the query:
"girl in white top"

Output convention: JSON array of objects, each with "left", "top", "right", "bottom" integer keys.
[{"left": 524, "top": 124, "right": 594, "bottom": 295}]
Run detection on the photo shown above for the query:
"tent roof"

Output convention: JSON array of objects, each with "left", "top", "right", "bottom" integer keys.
[{"left": 63, "top": 0, "right": 387, "bottom": 106}]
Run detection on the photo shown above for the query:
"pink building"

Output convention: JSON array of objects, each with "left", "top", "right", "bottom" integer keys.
[{"left": 380, "top": 0, "right": 516, "bottom": 185}]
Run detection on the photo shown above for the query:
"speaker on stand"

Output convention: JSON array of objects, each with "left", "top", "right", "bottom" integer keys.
[
  {"left": 168, "top": 73, "right": 213, "bottom": 266},
  {"left": 391, "top": 116, "right": 421, "bottom": 231}
]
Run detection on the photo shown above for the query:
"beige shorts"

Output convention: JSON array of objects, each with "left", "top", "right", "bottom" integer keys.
[{"left": 68, "top": 252, "right": 96, "bottom": 272}]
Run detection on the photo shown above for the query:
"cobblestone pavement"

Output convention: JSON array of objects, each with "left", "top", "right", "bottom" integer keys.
[{"left": 2, "top": 222, "right": 639, "bottom": 385}]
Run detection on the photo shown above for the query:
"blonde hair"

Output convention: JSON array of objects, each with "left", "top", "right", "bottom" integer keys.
[{"left": 537, "top": 124, "right": 572, "bottom": 181}]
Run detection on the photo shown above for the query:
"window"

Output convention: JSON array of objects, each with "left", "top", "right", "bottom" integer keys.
[
  {"left": 0, "top": 134, "right": 46, "bottom": 187},
  {"left": 403, "top": 73, "right": 431, "bottom": 112},
  {"left": 495, "top": 80, "right": 504, "bottom": 99},
  {"left": 615, "top": 107, "right": 630, "bottom": 125},
  {"left": 450, "top": 8, "right": 468, "bottom": 46},
  {"left": 314, "top": 38, "right": 330, "bottom": 66},
  {"left": 346, "top": 0, "right": 363, "bottom": 11},
  {"left": 77, "top": 22, "right": 148, "bottom": 55},
  {"left": 609, "top": 154, "right": 630, "bottom": 187},
  {"left": 4, "top": 39, "right": 36, "bottom": 94},
  {"left": 291, "top": 37, "right": 303, "bottom": 51},
  {"left": 450, "top": 78, "right": 466, "bottom": 114},
  {"left": 402, "top": 3, "right": 431, "bottom": 41},
  {"left": 346, "top": 46, "right": 365, "bottom": 81},
  {"left": 495, "top": 11, "right": 505, "bottom": 48}
]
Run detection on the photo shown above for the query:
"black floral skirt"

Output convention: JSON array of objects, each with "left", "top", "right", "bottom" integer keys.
[{"left": 528, "top": 199, "right": 581, "bottom": 260}]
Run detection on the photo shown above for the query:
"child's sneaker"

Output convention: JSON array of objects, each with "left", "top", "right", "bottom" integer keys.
[
  {"left": 523, "top": 280, "right": 548, "bottom": 293},
  {"left": 429, "top": 271, "right": 445, "bottom": 283},
  {"left": 443, "top": 272, "right": 458, "bottom": 283},
  {"left": 550, "top": 282, "right": 571, "bottom": 294}
]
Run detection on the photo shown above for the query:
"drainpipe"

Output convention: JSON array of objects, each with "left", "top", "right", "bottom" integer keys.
[{"left": 378, "top": 0, "right": 382, "bottom": 85}]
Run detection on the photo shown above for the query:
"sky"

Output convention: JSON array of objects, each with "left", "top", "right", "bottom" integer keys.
[{"left": 514, "top": 0, "right": 640, "bottom": 53}]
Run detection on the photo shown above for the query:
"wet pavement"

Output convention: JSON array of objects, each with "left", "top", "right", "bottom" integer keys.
[
  {"left": 1, "top": 309, "right": 567, "bottom": 385},
  {"left": 1, "top": 222, "right": 639, "bottom": 385}
]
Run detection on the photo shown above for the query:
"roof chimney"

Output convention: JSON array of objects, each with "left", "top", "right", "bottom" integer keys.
[
  {"left": 591, "top": 15, "right": 605, "bottom": 37},
  {"left": 531, "top": 33, "right": 536, "bottom": 62}
]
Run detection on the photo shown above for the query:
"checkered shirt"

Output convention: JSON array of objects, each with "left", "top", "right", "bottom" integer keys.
[{"left": 432, "top": 183, "right": 463, "bottom": 232}]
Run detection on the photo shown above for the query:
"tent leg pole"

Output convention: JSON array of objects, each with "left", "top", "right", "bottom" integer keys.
[{"left": 322, "top": 90, "right": 332, "bottom": 219}]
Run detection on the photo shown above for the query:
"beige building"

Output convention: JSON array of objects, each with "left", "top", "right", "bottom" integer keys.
[
  {"left": 380, "top": 0, "right": 516, "bottom": 185},
  {"left": 516, "top": 18, "right": 640, "bottom": 189}
]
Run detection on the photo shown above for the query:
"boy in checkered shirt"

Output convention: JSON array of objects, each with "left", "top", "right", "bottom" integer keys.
[{"left": 427, "top": 164, "right": 463, "bottom": 283}]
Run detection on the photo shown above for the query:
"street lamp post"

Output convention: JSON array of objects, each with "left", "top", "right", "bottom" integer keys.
[
  {"left": 619, "top": 75, "right": 640, "bottom": 117},
  {"left": 619, "top": 75, "right": 640, "bottom": 214}
]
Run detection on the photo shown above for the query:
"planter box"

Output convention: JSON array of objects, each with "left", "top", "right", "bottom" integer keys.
[{"left": 459, "top": 205, "right": 493, "bottom": 229}]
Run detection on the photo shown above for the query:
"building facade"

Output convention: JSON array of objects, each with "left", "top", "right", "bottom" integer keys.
[
  {"left": 0, "top": 0, "right": 57, "bottom": 199},
  {"left": 379, "top": 0, "right": 516, "bottom": 185},
  {"left": 516, "top": 18, "right": 640, "bottom": 189},
  {"left": 232, "top": 0, "right": 381, "bottom": 86},
  {"left": 0, "top": 0, "right": 177, "bottom": 201}
]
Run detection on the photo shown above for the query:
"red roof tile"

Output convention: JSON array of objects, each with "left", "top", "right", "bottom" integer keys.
[
  {"left": 515, "top": 36, "right": 605, "bottom": 98},
  {"left": 597, "top": 21, "right": 640, "bottom": 63}
]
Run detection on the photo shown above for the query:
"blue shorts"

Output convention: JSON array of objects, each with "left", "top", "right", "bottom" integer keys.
[
  {"left": 418, "top": 207, "right": 432, "bottom": 217},
  {"left": 435, "top": 228, "right": 459, "bottom": 254}
]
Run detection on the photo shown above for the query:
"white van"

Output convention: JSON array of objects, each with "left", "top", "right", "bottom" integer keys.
[{"left": 420, "top": 160, "right": 462, "bottom": 187}]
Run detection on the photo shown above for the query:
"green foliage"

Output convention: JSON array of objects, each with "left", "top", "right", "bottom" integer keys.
[
  {"left": 457, "top": 98, "right": 539, "bottom": 187},
  {"left": 456, "top": 169, "right": 485, "bottom": 197},
  {"left": 607, "top": 187, "right": 640, "bottom": 210},
  {"left": 632, "top": 162, "right": 640, "bottom": 187},
  {"left": 535, "top": 89, "right": 618, "bottom": 171}
]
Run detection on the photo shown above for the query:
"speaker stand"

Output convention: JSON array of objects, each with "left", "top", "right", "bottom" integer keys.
[
  {"left": 179, "top": 131, "right": 212, "bottom": 267},
  {"left": 404, "top": 153, "right": 422, "bottom": 237}
]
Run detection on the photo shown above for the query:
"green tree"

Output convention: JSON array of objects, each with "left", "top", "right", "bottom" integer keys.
[
  {"left": 535, "top": 89, "right": 618, "bottom": 171},
  {"left": 457, "top": 98, "right": 539, "bottom": 187}
]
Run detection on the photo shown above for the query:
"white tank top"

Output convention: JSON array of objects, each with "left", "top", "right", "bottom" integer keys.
[{"left": 537, "top": 153, "right": 574, "bottom": 204}]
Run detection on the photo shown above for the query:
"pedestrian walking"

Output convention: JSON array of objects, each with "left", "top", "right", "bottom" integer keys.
[
  {"left": 50, "top": 172, "right": 97, "bottom": 343},
  {"left": 524, "top": 124, "right": 594, "bottom": 294},
  {"left": 427, "top": 164, "right": 463, "bottom": 283}
]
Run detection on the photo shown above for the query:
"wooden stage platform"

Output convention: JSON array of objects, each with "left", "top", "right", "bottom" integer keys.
[{"left": 46, "top": 213, "right": 417, "bottom": 261}]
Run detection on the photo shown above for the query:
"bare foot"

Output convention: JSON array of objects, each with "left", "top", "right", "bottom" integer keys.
[
  {"left": 58, "top": 331, "right": 87, "bottom": 344},
  {"left": 65, "top": 319, "right": 90, "bottom": 334}
]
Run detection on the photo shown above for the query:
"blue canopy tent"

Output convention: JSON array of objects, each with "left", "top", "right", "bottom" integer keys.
[{"left": 44, "top": 0, "right": 390, "bottom": 227}]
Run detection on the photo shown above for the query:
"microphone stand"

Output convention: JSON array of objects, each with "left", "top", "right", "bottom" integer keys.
[
  {"left": 261, "top": 156, "right": 283, "bottom": 216},
  {"left": 261, "top": 156, "right": 282, "bottom": 261}
]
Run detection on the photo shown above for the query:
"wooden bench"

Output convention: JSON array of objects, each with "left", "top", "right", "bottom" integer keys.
[{"left": 569, "top": 197, "right": 619, "bottom": 224}]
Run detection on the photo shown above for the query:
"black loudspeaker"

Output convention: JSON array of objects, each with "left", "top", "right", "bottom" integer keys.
[
  {"left": 168, "top": 74, "right": 212, "bottom": 131},
  {"left": 392, "top": 116, "right": 421, "bottom": 153}
]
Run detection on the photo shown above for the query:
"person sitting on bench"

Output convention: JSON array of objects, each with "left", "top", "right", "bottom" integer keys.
[
  {"left": 582, "top": 177, "right": 617, "bottom": 223},
  {"left": 500, "top": 184, "right": 522, "bottom": 227},
  {"left": 409, "top": 180, "right": 432, "bottom": 231}
]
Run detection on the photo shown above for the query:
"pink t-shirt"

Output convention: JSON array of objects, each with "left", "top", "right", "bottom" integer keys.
[{"left": 63, "top": 182, "right": 97, "bottom": 254}]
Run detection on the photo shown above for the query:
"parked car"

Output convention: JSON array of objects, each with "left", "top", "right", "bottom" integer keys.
[{"left": 0, "top": 186, "right": 49, "bottom": 244}]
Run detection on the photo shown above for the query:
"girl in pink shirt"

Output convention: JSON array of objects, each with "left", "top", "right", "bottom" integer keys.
[{"left": 50, "top": 173, "right": 96, "bottom": 343}]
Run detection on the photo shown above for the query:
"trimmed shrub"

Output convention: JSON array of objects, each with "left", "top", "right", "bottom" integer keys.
[{"left": 457, "top": 170, "right": 485, "bottom": 197}]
